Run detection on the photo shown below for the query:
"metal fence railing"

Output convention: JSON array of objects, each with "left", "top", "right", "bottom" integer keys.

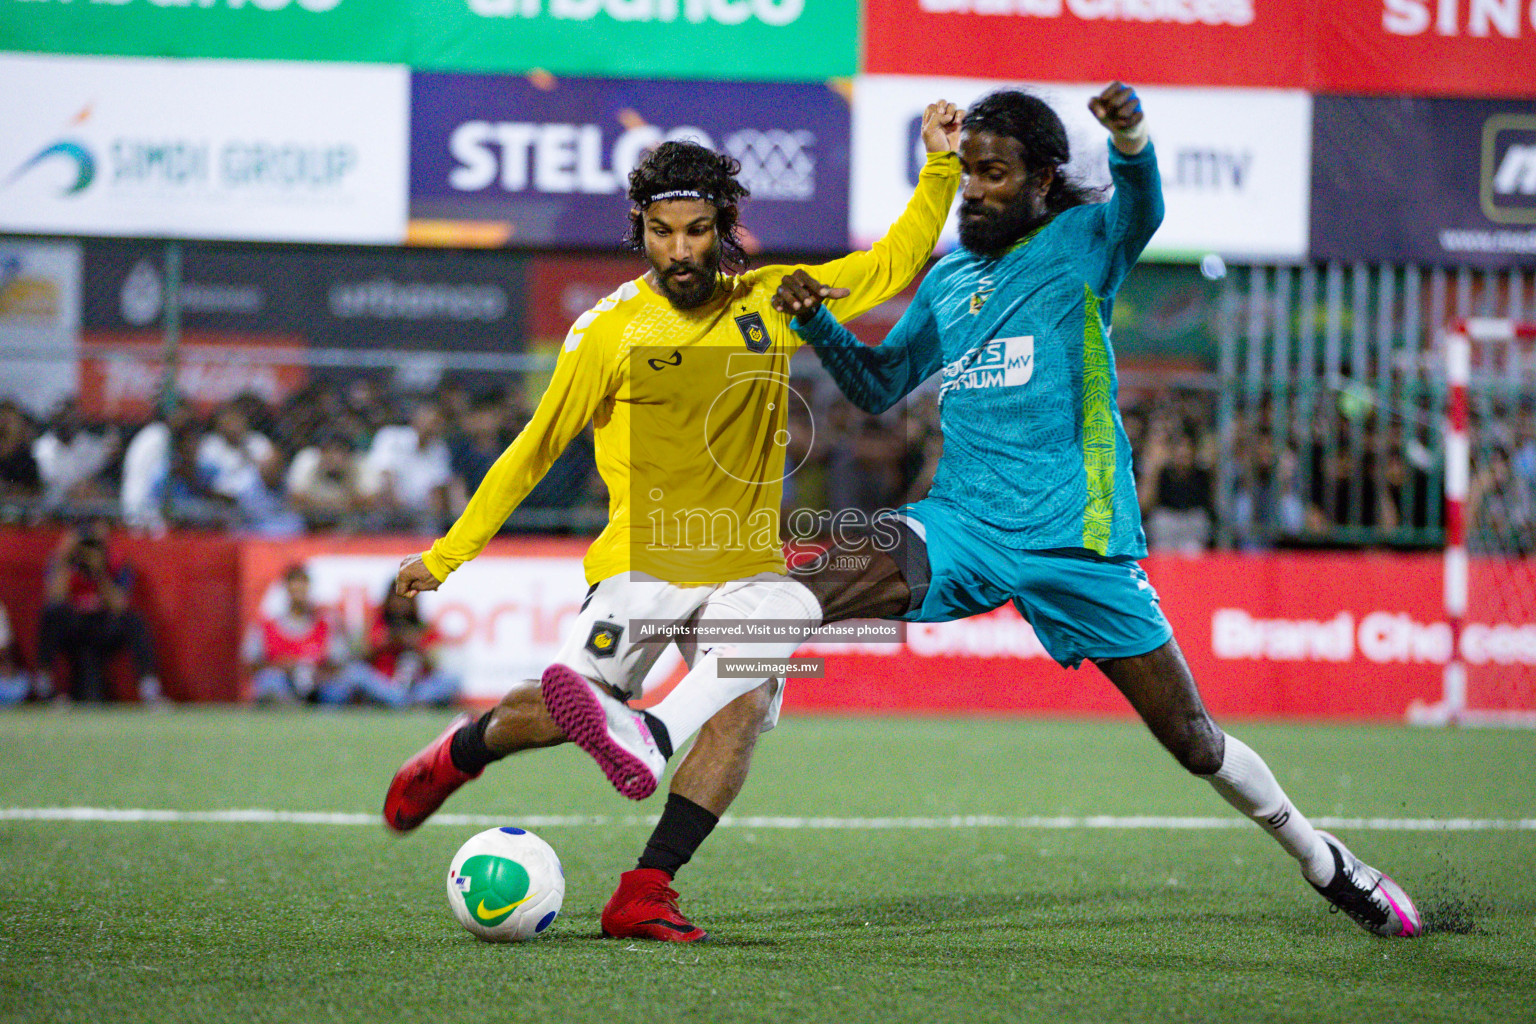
[{"left": 1215, "top": 262, "right": 1536, "bottom": 551}]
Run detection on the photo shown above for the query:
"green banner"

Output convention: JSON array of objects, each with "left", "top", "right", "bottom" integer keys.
[{"left": 0, "top": 0, "right": 856, "bottom": 81}]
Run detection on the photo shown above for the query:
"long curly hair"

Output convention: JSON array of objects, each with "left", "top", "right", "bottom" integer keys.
[
  {"left": 624, "top": 140, "right": 751, "bottom": 272},
  {"left": 962, "top": 91, "right": 1105, "bottom": 215}
]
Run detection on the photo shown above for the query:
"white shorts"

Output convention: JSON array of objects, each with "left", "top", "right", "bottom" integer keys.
[{"left": 550, "top": 571, "right": 797, "bottom": 732}]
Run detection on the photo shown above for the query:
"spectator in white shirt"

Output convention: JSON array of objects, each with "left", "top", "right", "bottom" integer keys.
[
  {"left": 197, "top": 404, "right": 302, "bottom": 537},
  {"left": 119, "top": 397, "right": 196, "bottom": 531},
  {"left": 287, "top": 431, "right": 373, "bottom": 530},
  {"left": 32, "top": 399, "right": 118, "bottom": 507},
  {"left": 366, "top": 401, "right": 451, "bottom": 533}
]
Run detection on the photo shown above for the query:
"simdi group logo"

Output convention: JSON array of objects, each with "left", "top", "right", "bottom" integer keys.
[
  {"left": 7, "top": 119, "right": 359, "bottom": 198},
  {"left": 0, "top": 56, "right": 408, "bottom": 244},
  {"left": 5, "top": 139, "right": 94, "bottom": 197},
  {"left": 3, "top": 106, "right": 95, "bottom": 198}
]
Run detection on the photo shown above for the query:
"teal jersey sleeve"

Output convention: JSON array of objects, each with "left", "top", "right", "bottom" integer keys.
[
  {"left": 792, "top": 279, "right": 942, "bottom": 414},
  {"left": 1068, "top": 141, "right": 1164, "bottom": 298}
]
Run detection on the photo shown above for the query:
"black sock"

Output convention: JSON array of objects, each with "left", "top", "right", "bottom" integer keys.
[
  {"left": 636, "top": 793, "right": 719, "bottom": 877},
  {"left": 448, "top": 711, "right": 503, "bottom": 775},
  {"left": 640, "top": 710, "right": 673, "bottom": 760}
]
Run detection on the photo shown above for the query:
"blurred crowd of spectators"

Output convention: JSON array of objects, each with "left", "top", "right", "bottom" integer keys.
[
  {"left": 0, "top": 379, "right": 602, "bottom": 537},
  {"left": 1128, "top": 389, "right": 1450, "bottom": 554},
  {"left": 0, "top": 372, "right": 952, "bottom": 539},
  {"left": 0, "top": 372, "right": 1499, "bottom": 555}
]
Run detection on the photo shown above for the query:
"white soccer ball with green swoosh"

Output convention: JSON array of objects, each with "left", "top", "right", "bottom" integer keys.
[{"left": 446, "top": 827, "right": 565, "bottom": 942}]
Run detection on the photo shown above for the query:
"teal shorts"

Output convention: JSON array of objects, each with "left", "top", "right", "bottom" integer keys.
[{"left": 898, "top": 499, "right": 1173, "bottom": 669}]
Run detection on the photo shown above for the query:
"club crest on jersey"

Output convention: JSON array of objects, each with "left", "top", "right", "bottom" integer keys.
[
  {"left": 968, "top": 277, "right": 995, "bottom": 315},
  {"left": 585, "top": 621, "right": 623, "bottom": 659},
  {"left": 734, "top": 312, "right": 771, "bottom": 353}
]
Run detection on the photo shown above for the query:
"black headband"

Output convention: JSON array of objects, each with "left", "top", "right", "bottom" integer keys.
[{"left": 642, "top": 189, "right": 718, "bottom": 206}]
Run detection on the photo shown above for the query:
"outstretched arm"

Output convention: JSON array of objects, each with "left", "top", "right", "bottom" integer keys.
[
  {"left": 1082, "top": 82, "right": 1164, "bottom": 294},
  {"left": 778, "top": 272, "right": 941, "bottom": 414},
  {"left": 769, "top": 100, "right": 962, "bottom": 325},
  {"left": 399, "top": 324, "right": 618, "bottom": 595}
]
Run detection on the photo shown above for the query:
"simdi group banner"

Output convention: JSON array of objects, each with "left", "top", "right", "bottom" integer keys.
[
  {"left": 0, "top": 0, "right": 856, "bottom": 81},
  {"left": 410, "top": 73, "right": 851, "bottom": 252},
  {"left": 865, "top": 0, "right": 1536, "bottom": 99},
  {"left": 0, "top": 54, "right": 408, "bottom": 244},
  {"left": 851, "top": 76, "right": 1311, "bottom": 261},
  {"left": 1311, "top": 96, "right": 1536, "bottom": 268}
]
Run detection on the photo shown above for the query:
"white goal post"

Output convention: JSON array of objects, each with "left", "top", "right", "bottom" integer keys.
[{"left": 1410, "top": 318, "right": 1536, "bottom": 728}]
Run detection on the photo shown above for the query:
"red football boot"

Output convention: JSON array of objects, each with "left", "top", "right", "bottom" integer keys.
[
  {"left": 384, "top": 713, "right": 480, "bottom": 833},
  {"left": 601, "top": 868, "right": 708, "bottom": 942}
]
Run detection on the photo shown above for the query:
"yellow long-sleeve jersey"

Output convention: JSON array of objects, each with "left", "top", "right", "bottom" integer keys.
[{"left": 421, "top": 151, "right": 960, "bottom": 587}]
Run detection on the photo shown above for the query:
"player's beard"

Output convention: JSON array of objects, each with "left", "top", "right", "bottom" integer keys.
[
  {"left": 652, "top": 242, "right": 722, "bottom": 311},
  {"left": 958, "top": 192, "right": 1048, "bottom": 258}
]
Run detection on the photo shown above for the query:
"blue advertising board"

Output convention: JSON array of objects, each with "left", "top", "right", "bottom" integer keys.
[
  {"left": 410, "top": 73, "right": 851, "bottom": 253},
  {"left": 1312, "top": 96, "right": 1536, "bottom": 268}
]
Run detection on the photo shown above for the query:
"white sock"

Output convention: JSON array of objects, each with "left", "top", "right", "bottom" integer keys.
[
  {"left": 645, "top": 579, "right": 821, "bottom": 750},
  {"left": 1207, "top": 734, "right": 1335, "bottom": 886}
]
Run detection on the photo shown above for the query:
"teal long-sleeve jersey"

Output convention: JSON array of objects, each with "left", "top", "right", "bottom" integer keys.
[{"left": 795, "top": 141, "right": 1164, "bottom": 558}]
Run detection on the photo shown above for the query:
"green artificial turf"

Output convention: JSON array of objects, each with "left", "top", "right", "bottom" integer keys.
[{"left": 1, "top": 709, "right": 1532, "bottom": 1024}]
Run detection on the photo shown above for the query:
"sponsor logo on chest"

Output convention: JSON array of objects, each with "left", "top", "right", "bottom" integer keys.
[{"left": 939, "top": 335, "right": 1033, "bottom": 401}]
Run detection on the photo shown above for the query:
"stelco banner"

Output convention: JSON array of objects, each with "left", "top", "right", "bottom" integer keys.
[
  {"left": 864, "top": 0, "right": 1536, "bottom": 99},
  {"left": 411, "top": 73, "right": 851, "bottom": 252},
  {"left": 0, "top": 0, "right": 856, "bottom": 82},
  {"left": 852, "top": 76, "right": 1311, "bottom": 261},
  {"left": 1311, "top": 96, "right": 1536, "bottom": 267},
  {"left": 0, "top": 54, "right": 408, "bottom": 244}
]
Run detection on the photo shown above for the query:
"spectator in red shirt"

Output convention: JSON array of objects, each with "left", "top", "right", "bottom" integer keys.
[
  {"left": 36, "top": 522, "right": 163, "bottom": 703},
  {"left": 244, "top": 564, "right": 349, "bottom": 704},
  {"left": 340, "top": 584, "right": 459, "bottom": 708}
]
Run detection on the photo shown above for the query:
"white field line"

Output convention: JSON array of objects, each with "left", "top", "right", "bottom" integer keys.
[{"left": 1, "top": 807, "right": 1534, "bottom": 832}]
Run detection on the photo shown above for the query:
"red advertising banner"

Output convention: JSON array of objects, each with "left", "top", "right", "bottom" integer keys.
[
  {"left": 78, "top": 332, "right": 309, "bottom": 421},
  {"left": 3, "top": 528, "right": 1528, "bottom": 719},
  {"left": 524, "top": 255, "right": 637, "bottom": 342},
  {"left": 1319, "top": 0, "right": 1536, "bottom": 97},
  {"left": 797, "top": 552, "right": 1452, "bottom": 719},
  {"left": 865, "top": 0, "right": 1309, "bottom": 89},
  {"left": 0, "top": 529, "right": 242, "bottom": 703},
  {"left": 864, "top": 0, "right": 1536, "bottom": 99}
]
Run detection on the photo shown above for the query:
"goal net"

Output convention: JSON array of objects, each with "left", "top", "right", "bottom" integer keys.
[{"left": 1412, "top": 318, "right": 1536, "bottom": 727}]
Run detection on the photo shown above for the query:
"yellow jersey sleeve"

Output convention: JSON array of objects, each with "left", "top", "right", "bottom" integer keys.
[
  {"left": 773, "top": 151, "right": 959, "bottom": 324},
  {"left": 421, "top": 313, "right": 622, "bottom": 582}
]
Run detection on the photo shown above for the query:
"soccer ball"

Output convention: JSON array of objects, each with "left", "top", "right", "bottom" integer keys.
[{"left": 446, "top": 827, "right": 565, "bottom": 942}]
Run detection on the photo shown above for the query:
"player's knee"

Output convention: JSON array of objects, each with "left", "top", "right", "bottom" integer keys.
[
  {"left": 1172, "top": 716, "right": 1224, "bottom": 776},
  {"left": 702, "top": 683, "right": 772, "bottom": 742},
  {"left": 725, "top": 681, "right": 774, "bottom": 725}
]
